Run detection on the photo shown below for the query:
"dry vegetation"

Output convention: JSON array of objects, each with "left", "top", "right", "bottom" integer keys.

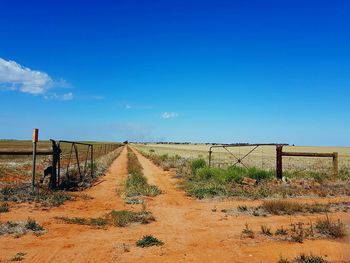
[{"left": 56, "top": 210, "right": 155, "bottom": 228}]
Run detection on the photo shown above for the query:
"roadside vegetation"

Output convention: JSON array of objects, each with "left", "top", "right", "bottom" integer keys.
[
  {"left": 124, "top": 148, "right": 161, "bottom": 201},
  {"left": 240, "top": 215, "right": 345, "bottom": 243},
  {"left": 0, "top": 218, "right": 45, "bottom": 238},
  {"left": 56, "top": 210, "right": 155, "bottom": 228},
  {"left": 137, "top": 148, "right": 350, "bottom": 200},
  {"left": 279, "top": 254, "right": 330, "bottom": 263},
  {"left": 223, "top": 200, "right": 349, "bottom": 217}
]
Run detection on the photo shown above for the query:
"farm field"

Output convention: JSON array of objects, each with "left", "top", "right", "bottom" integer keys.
[
  {"left": 0, "top": 144, "right": 349, "bottom": 262},
  {"left": 133, "top": 143, "right": 350, "bottom": 171}
]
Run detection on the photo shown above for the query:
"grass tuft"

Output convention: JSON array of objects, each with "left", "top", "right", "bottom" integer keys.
[
  {"left": 11, "top": 252, "right": 26, "bottom": 262},
  {"left": 315, "top": 215, "right": 346, "bottom": 238},
  {"left": 0, "top": 202, "right": 9, "bottom": 213},
  {"left": 136, "top": 235, "right": 164, "bottom": 247}
]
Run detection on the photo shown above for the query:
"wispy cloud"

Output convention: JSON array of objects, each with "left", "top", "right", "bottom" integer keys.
[
  {"left": 44, "top": 92, "right": 74, "bottom": 101},
  {"left": 161, "top": 112, "right": 178, "bottom": 119},
  {"left": 0, "top": 58, "right": 71, "bottom": 98}
]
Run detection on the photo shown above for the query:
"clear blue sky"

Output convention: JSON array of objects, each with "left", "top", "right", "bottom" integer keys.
[{"left": 0, "top": 0, "right": 349, "bottom": 145}]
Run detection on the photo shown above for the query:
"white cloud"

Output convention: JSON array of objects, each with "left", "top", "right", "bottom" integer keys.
[
  {"left": 125, "top": 105, "right": 132, "bottom": 109},
  {"left": 161, "top": 112, "right": 178, "bottom": 119},
  {"left": 44, "top": 92, "right": 74, "bottom": 101},
  {"left": 0, "top": 58, "right": 71, "bottom": 98}
]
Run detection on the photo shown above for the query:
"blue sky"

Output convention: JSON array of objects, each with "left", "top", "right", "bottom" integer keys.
[{"left": 0, "top": 0, "right": 349, "bottom": 145}]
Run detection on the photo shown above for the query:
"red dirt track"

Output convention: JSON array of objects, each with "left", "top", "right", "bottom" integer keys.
[{"left": 0, "top": 146, "right": 349, "bottom": 262}]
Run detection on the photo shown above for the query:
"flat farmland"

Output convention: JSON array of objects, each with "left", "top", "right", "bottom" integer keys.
[{"left": 133, "top": 143, "right": 350, "bottom": 173}]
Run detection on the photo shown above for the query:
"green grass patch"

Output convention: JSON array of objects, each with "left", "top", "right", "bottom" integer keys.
[
  {"left": 136, "top": 235, "right": 164, "bottom": 247},
  {"left": 125, "top": 148, "right": 161, "bottom": 198}
]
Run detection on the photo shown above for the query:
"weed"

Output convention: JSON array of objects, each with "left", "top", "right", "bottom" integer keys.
[
  {"left": 261, "top": 200, "right": 329, "bottom": 215},
  {"left": 0, "top": 202, "right": 9, "bottom": 213},
  {"left": 237, "top": 205, "right": 248, "bottom": 212},
  {"left": 25, "top": 218, "right": 44, "bottom": 232},
  {"left": 108, "top": 210, "right": 155, "bottom": 227},
  {"left": 0, "top": 185, "right": 73, "bottom": 207},
  {"left": 282, "top": 254, "right": 330, "bottom": 263},
  {"left": 56, "top": 216, "right": 107, "bottom": 227},
  {"left": 261, "top": 225, "right": 272, "bottom": 236},
  {"left": 125, "top": 148, "right": 161, "bottom": 198},
  {"left": 241, "top": 223, "right": 254, "bottom": 238},
  {"left": 191, "top": 159, "right": 206, "bottom": 174},
  {"left": 315, "top": 215, "right": 346, "bottom": 238},
  {"left": 0, "top": 219, "right": 45, "bottom": 237},
  {"left": 275, "top": 226, "right": 288, "bottom": 236},
  {"left": 136, "top": 235, "right": 164, "bottom": 247},
  {"left": 11, "top": 252, "right": 26, "bottom": 261}
]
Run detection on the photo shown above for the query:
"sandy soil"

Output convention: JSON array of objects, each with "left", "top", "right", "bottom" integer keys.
[{"left": 0, "top": 146, "right": 349, "bottom": 263}]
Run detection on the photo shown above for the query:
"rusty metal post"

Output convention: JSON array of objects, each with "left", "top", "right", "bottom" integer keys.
[
  {"left": 31, "top": 128, "right": 39, "bottom": 189},
  {"left": 333, "top": 152, "right": 338, "bottom": 177},
  {"left": 208, "top": 149, "right": 212, "bottom": 167},
  {"left": 91, "top": 145, "right": 94, "bottom": 178},
  {"left": 276, "top": 145, "right": 283, "bottom": 179}
]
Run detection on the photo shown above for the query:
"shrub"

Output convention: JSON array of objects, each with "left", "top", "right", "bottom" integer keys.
[
  {"left": 261, "top": 225, "right": 272, "bottom": 236},
  {"left": 25, "top": 218, "right": 44, "bottom": 232},
  {"left": 241, "top": 223, "right": 254, "bottom": 238},
  {"left": 136, "top": 235, "right": 164, "bottom": 247},
  {"left": 315, "top": 215, "right": 346, "bottom": 238},
  {"left": 191, "top": 159, "right": 206, "bottom": 174}
]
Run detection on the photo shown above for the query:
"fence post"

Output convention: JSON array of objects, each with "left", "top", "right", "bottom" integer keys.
[
  {"left": 333, "top": 152, "right": 338, "bottom": 177},
  {"left": 208, "top": 149, "right": 212, "bottom": 167},
  {"left": 31, "top": 128, "right": 39, "bottom": 189},
  {"left": 91, "top": 145, "right": 94, "bottom": 178},
  {"left": 276, "top": 145, "right": 283, "bottom": 179}
]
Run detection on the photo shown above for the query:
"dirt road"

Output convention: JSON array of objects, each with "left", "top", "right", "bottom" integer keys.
[{"left": 0, "top": 146, "right": 349, "bottom": 262}]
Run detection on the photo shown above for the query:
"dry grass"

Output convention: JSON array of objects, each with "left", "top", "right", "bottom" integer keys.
[
  {"left": 56, "top": 210, "right": 155, "bottom": 228},
  {"left": 260, "top": 200, "right": 330, "bottom": 215}
]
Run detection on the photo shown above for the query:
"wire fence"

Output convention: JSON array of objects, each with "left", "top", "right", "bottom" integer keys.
[{"left": 0, "top": 140, "right": 123, "bottom": 189}]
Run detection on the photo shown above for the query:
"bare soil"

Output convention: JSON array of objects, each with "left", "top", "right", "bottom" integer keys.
[{"left": 0, "top": 146, "right": 349, "bottom": 263}]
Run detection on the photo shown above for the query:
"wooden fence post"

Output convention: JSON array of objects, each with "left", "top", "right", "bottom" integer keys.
[
  {"left": 333, "top": 152, "right": 338, "bottom": 177},
  {"left": 276, "top": 145, "right": 283, "bottom": 179}
]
